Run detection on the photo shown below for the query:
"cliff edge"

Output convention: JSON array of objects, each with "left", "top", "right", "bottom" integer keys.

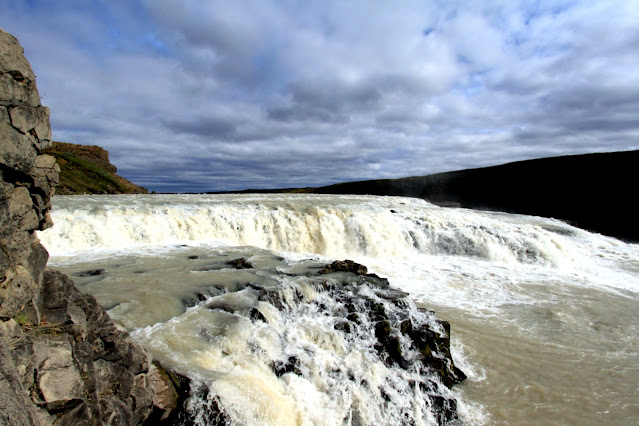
[
  {"left": 0, "top": 28, "right": 175, "bottom": 425},
  {"left": 44, "top": 141, "right": 148, "bottom": 195}
]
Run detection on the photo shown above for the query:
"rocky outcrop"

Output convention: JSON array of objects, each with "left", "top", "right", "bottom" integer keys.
[
  {"left": 314, "top": 150, "right": 639, "bottom": 242},
  {"left": 1, "top": 271, "right": 155, "bottom": 424},
  {"left": 47, "top": 142, "right": 117, "bottom": 173},
  {"left": 188, "top": 258, "right": 465, "bottom": 424},
  {"left": 0, "top": 28, "right": 171, "bottom": 425},
  {"left": 44, "top": 141, "right": 148, "bottom": 195},
  {"left": 316, "top": 261, "right": 466, "bottom": 390},
  {"left": 0, "top": 27, "right": 57, "bottom": 321}
]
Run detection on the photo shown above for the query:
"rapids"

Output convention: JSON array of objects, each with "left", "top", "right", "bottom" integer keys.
[{"left": 39, "top": 194, "right": 639, "bottom": 425}]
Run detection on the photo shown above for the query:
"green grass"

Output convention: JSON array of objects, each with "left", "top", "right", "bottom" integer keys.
[{"left": 52, "top": 152, "right": 132, "bottom": 194}]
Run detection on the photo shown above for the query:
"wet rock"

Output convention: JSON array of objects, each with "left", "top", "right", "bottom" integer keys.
[
  {"left": 226, "top": 258, "right": 253, "bottom": 269},
  {"left": 374, "top": 321, "right": 409, "bottom": 369},
  {"left": 346, "top": 312, "right": 360, "bottom": 324},
  {"left": 170, "top": 382, "right": 229, "bottom": 426},
  {"left": 248, "top": 307, "right": 267, "bottom": 323},
  {"left": 238, "top": 259, "right": 466, "bottom": 421},
  {"left": 319, "top": 259, "right": 368, "bottom": 275},
  {"left": 333, "top": 319, "right": 352, "bottom": 333},
  {"left": 184, "top": 287, "right": 227, "bottom": 308},
  {"left": 77, "top": 268, "right": 105, "bottom": 277},
  {"left": 415, "top": 380, "right": 460, "bottom": 425},
  {"left": 291, "top": 259, "right": 465, "bottom": 420},
  {"left": 273, "top": 356, "right": 302, "bottom": 377}
]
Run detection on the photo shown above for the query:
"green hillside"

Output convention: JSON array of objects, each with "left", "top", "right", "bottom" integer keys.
[{"left": 45, "top": 144, "right": 148, "bottom": 195}]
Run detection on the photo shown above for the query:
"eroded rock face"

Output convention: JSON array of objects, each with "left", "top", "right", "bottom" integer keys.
[
  {"left": 32, "top": 270, "right": 154, "bottom": 424},
  {"left": 0, "top": 267, "right": 161, "bottom": 425},
  {"left": 0, "top": 27, "right": 57, "bottom": 320}
]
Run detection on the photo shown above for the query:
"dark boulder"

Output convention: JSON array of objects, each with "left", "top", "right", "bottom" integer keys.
[
  {"left": 226, "top": 258, "right": 253, "bottom": 269},
  {"left": 319, "top": 259, "right": 368, "bottom": 275}
]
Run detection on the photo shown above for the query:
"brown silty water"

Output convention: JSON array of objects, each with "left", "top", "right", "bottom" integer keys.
[{"left": 40, "top": 194, "right": 639, "bottom": 425}]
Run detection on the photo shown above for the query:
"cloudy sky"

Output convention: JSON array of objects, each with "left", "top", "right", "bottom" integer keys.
[{"left": 2, "top": 1, "right": 638, "bottom": 192}]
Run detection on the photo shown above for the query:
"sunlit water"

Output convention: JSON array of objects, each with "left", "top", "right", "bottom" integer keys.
[{"left": 39, "top": 194, "right": 639, "bottom": 425}]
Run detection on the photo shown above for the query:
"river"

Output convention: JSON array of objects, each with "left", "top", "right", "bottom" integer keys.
[{"left": 39, "top": 194, "right": 639, "bottom": 425}]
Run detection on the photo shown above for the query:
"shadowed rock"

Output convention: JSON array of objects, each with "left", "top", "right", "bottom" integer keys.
[{"left": 226, "top": 257, "right": 253, "bottom": 269}]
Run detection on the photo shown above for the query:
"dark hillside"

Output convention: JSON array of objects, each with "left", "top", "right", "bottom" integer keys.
[{"left": 314, "top": 150, "right": 639, "bottom": 242}]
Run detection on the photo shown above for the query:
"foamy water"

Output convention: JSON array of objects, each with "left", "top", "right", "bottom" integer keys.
[{"left": 40, "top": 194, "right": 639, "bottom": 425}]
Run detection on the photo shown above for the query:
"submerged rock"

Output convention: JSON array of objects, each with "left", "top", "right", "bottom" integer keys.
[
  {"left": 319, "top": 259, "right": 368, "bottom": 275},
  {"left": 225, "top": 257, "right": 253, "bottom": 269},
  {"left": 273, "top": 356, "right": 303, "bottom": 377}
]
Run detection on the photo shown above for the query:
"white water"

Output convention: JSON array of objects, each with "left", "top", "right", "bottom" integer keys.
[{"left": 39, "top": 194, "right": 639, "bottom": 425}]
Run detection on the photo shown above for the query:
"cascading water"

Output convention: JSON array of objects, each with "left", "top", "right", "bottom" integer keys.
[
  {"left": 41, "top": 194, "right": 580, "bottom": 267},
  {"left": 40, "top": 194, "right": 639, "bottom": 425}
]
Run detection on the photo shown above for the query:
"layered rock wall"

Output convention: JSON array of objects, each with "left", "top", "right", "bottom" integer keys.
[
  {"left": 0, "top": 27, "right": 57, "bottom": 320},
  {"left": 1, "top": 271, "right": 156, "bottom": 425}
]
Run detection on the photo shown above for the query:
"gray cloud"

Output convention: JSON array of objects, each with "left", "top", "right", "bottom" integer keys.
[{"left": 1, "top": 0, "right": 638, "bottom": 192}]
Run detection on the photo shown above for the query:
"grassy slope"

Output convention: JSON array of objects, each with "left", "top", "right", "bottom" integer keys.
[{"left": 51, "top": 151, "right": 148, "bottom": 195}]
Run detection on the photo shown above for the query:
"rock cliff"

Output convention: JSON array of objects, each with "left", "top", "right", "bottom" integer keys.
[
  {"left": 0, "top": 28, "right": 171, "bottom": 425},
  {"left": 0, "top": 27, "right": 57, "bottom": 325},
  {"left": 44, "top": 141, "right": 148, "bottom": 195}
]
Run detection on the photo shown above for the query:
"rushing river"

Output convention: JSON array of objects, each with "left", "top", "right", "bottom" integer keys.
[{"left": 38, "top": 194, "right": 639, "bottom": 425}]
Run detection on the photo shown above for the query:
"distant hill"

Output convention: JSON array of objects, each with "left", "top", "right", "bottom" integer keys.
[
  {"left": 44, "top": 142, "right": 148, "bottom": 195},
  {"left": 312, "top": 150, "right": 639, "bottom": 242}
]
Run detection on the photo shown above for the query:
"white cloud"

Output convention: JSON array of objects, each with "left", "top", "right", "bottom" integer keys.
[{"left": 1, "top": 0, "right": 638, "bottom": 192}]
